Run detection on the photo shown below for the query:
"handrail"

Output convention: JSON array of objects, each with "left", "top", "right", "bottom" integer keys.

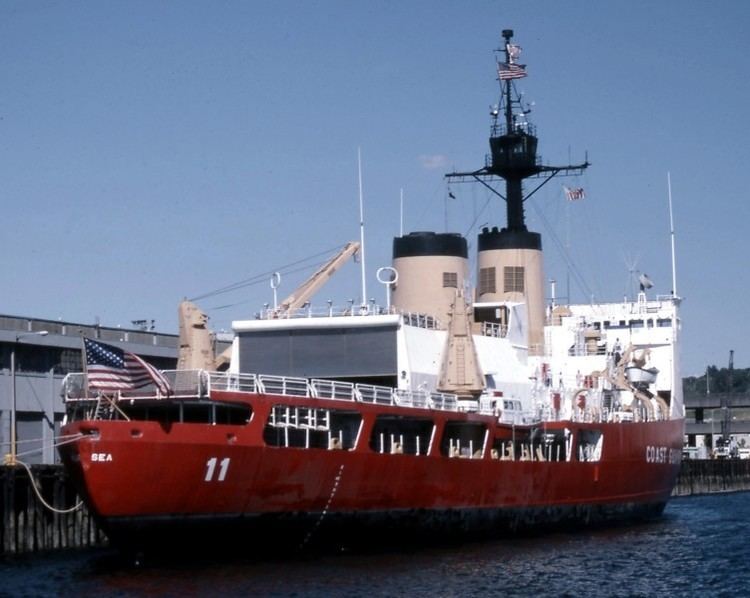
[
  {"left": 257, "top": 374, "right": 309, "bottom": 397},
  {"left": 61, "top": 368, "right": 670, "bottom": 424},
  {"left": 311, "top": 379, "right": 355, "bottom": 401},
  {"left": 356, "top": 384, "right": 396, "bottom": 406},
  {"left": 481, "top": 321, "right": 507, "bottom": 338}
]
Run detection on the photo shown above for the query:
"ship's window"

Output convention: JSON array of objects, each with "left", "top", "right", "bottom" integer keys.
[
  {"left": 576, "top": 429, "right": 603, "bottom": 462},
  {"left": 442, "top": 272, "right": 458, "bottom": 288},
  {"left": 115, "top": 400, "right": 251, "bottom": 426},
  {"left": 479, "top": 267, "right": 496, "bottom": 295},
  {"left": 473, "top": 305, "right": 508, "bottom": 326},
  {"left": 369, "top": 415, "right": 434, "bottom": 456},
  {"left": 503, "top": 266, "right": 524, "bottom": 293},
  {"left": 491, "top": 427, "right": 572, "bottom": 462},
  {"left": 214, "top": 403, "right": 252, "bottom": 425},
  {"left": 440, "top": 421, "right": 487, "bottom": 458},
  {"left": 264, "top": 405, "right": 361, "bottom": 450},
  {"left": 657, "top": 318, "right": 672, "bottom": 327},
  {"left": 182, "top": 403, "right": 212, "bottom": 423},
  {"left": 122, "top": 402, "right": 181, "bottom": 424},
  {"left": 630, "top": 320, "right": 644, "bottom": 328},
  {"left": 536, "top": 429, "right": 571, "bottom": 462}
]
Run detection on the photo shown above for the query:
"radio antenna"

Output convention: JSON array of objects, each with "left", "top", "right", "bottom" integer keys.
[
  {"left": 358, "top": 147, "right": 367, "bottom": 309},
  {"left": 668, "top": 172, "right": 678, "bottom": 297}
]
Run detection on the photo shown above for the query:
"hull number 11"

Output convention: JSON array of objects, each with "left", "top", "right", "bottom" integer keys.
[{"left": 204, "top": 457, "right": 230, "bottom": 482}]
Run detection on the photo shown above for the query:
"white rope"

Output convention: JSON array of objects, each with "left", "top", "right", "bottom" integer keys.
[
  {"left": 15, "top": 459, "right": 83, "bottom": 514},
  {"left": 13, "top": 433, "right": 85, "bottom": 460},
  {"left": 0, "top": 432, "right": 85, "bottom": 450}
]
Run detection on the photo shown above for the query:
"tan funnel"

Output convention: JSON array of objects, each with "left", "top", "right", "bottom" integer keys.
[
  {"left": 390, "top": 232, "right": 469, "bottom": 326},
  {"left": 475, "top": 227, "right": 546, "bottom": 355}
]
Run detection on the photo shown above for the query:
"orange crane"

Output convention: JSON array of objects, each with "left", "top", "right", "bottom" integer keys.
[
  {"left": 273, "top": 241, "right": 360, "bottom": 317},
  {"left": 177, "top": 242, "right": 361, "bottom": 370}
]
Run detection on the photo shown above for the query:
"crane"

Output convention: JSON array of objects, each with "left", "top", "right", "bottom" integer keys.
[
  {"left": 176, "top": 242, "right": 361, "bottom": 371},
  {"left": 273, "top": 241, "right": 360, "bottom": 317}
]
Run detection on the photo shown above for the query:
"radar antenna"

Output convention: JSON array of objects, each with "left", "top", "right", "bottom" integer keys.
[{"left": 638, "top": 273, "right": 654, "bottom": 292}]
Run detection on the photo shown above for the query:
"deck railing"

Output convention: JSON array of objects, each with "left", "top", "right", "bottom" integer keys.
[
  {"left": 61, "top": 370, "right": 460, "bottom": 414},
  {"left": 61, "top": 369, "right": 665, "bottom": 423}
]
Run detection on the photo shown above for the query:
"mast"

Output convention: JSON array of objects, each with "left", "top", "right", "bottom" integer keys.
[
  {"left": 445, "top": 29, "right": 589, "bottom": 355},
  {"left": 446, "top": 29, "right": 589, "bottom": 233}
]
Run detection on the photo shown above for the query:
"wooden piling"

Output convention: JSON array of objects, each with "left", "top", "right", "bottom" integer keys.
[
  {"left": 672, "top": 458, "right": 750, "bottom": 496},
  {"left": 0, "top": 464, "right": 106, "bottom": 555}
]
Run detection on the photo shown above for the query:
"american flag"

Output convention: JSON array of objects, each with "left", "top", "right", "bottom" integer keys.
[
  {"left": 564, "top": 186, "right": 586, "bottom": 201},
  {"left": 498, "top": 62, "right": 527, "bottom": 80},
  {"left": 83, "top": 337, "right": 172, "bottom": 395}
]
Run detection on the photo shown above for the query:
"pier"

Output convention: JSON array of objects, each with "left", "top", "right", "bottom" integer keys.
[
  {"left": 672, "top": 458, "right": 750, "bottom": 496},
  {"left": 1, "top": 465, "right": 105, "bottom": 555}
]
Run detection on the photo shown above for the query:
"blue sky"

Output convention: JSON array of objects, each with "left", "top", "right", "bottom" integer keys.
[{"left": 2, "top": 1, "right": 749, "bottom": 376}]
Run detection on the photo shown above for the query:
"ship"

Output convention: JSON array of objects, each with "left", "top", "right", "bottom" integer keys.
[{"left": 59, "top": 30, "right": 684, "bottom": 556}]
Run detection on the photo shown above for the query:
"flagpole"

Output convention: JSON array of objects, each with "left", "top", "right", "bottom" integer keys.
[{"left": 81, "top": 336, "right": 90, "bottom": 399}]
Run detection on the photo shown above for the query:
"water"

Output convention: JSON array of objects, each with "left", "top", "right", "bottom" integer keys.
[{"left": 2, "top": 493, "right": 748, "bottom": 597}]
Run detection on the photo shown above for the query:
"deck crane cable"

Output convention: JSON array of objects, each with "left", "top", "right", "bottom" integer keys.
[
  {"left": 189, "top": 243, "right": 350, "bottom": 302},
  {"left": 204, "top": 260, "right": 333, "bottom": 311}
]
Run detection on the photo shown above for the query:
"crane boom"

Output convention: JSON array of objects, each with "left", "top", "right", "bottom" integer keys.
[{"left": 276, "top": 241, "right": 361, "bottom": 315}]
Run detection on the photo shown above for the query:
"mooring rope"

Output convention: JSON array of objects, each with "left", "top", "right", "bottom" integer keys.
[
  {"left": 1, "top": 432, "right": 85, "bottom": 451},
  {"left": 4, "top": 432, "right": 86, "bottom": 514},
  {"left": 15, "top": 458, "right": 83, "bottom": 514},
  {"left": 13, "top": 432, "right": 85, "bottom": 459}
]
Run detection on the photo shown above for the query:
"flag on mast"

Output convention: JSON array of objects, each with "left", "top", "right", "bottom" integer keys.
[
  {"left": 564, "top": 186, "right": 586, "bottom": 201},
  {"left": 497, "top": 62, "right": 527, "bottom": 80},
  {"left": 82, "top": 337, "right": 172, "bottom": 395},
  {"left": 506, "top": 43, "right": 522, "bottom": 62}
]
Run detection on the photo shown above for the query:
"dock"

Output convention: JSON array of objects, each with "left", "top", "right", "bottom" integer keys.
[{"left": 1, "top": 465, "right": 105, "bottom": 555}]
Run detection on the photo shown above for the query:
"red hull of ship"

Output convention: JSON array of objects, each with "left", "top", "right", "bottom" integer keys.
[{"left": 60, "top": 390, "right": 683, "bottom": 551}]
